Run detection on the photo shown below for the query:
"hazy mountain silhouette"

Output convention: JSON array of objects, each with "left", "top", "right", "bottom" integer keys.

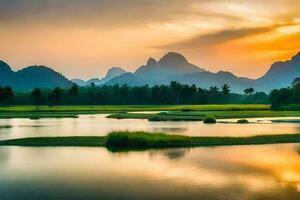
[
  {"left": 255, "top": 52, "right": 300, "bottom": 90},
  {"left": 0, "top": 62, "right": 72, "bottom": 90},
  {"left": 2, "top": 51, "right": 300, "bottom": 92},
  {"left": 71, "top": 78, "right": 88, "bottom": 86},
  {"left": 105, "top": 52, "right": 251, "bottom": 92},
  {"left": 135, "top": 52, "right": 205, "bottom": 83},
  {"left": 104, "top": 51, "right": 300, "bottom": 92},
  {"left": 72, "top": 67, "right": 126, "bottom": 86},
  {"left": 162, "top": 71, "right": 253, "bottom": 91},
  {"left": 105, "top": 72, "right": 146, "bottom": 86},
  {"left": 0, "top": 61, "right": 14, "bottom": 86}
]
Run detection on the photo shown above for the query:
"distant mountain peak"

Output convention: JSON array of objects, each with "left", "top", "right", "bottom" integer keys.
[
  {"left": 159, "top": 52, "right": 188, "bottom": 65},
  {"left": 134, "top": 52, "right": 205, "bottom": 82},
  {"left": 0, "top": 60, "right": 12, "bottom": 72},
  {"left": 291, "top": 51, "right": 300, "bottom": 63},
  {"left": 18, "top": 65, "right": 58, "bottom": 73},
  {"left": 72, "top": 67, "right": 127, "bottom": 86},
  {"left": 217, "top": 71, "right": 234, "bottom": 76},
  {"left": 104, "top": 67, "right": 127, "bottom": 80},
  {"left": 256, "top": 51, "right": 300, "bottom": 90},
  {"left": 146, "top": 57, "right": 158, "bottom": 66}
]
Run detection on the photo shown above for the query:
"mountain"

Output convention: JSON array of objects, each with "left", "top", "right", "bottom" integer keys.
[
  {"left": 105, "top": 51, "right": 300, "bottom": 93},
  {"left": 2, "top": 51, "right": 300, "bottom": 92},
  {"left": 105, "top": 73, "right": 146, "bottom": 86},
  {"left": 163, "top": 71, "right": 252, "bottom": 91},
  {"left": 255, "top": 52, "right": 300, "bottom": 90},
  {"left": 135, "top": 52, "right": 205, "bottom": 82},
  {"left": 0, "top": 62, "right": 73, "bottom": 90},
  {"left": 71, "top": 78, "right": 87, "bottom": 86},
  {"left": 109, "top": 52, "right": 250, "bottom": 92},
  {"left": 102, "top": 67, "right": 127, "bottom": 81},
  {"left": 103, "top": 67, "right": 127, "bottom": 82},
  {"left": 72, "top": 67, "right": 126, "bottom": 86},
  {"left": 0, "top": 61, "right": 14, "bottom": 86},
  {"left": 71, "top": 78, "right": 102, "bottom": 86}
]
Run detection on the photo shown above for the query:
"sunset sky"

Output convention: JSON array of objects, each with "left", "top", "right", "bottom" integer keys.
[{"left": 0, "top": 0, "right": 300, "bottom": 79}]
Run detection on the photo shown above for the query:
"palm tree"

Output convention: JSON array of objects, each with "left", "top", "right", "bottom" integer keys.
[
  {"left": 244, "top": 87, "right": 254, "bottom": 95},
  {"left": 222, "top": 84, "right": 230, "bottom": 95}
]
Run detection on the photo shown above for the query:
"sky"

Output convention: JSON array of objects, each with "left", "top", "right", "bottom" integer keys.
[{"left": 0, "top": 0, "right": 300, "bottom": 79}]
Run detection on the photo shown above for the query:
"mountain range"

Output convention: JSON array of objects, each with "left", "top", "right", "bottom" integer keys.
[
  {"left": 104, "top": 51, "right": 300, "bottom": 92},
  {"left": 1, "top": 51, "right": 300, "bottom": 93}
]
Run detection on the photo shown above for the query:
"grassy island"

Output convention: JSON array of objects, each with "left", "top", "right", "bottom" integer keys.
[{"left": 1, "top": 132, "right": 300, "bottom": 150}]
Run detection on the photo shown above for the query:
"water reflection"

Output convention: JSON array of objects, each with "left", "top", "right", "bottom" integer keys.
[
  {"left": 2, "top": 115, "right": 300, "bottom": 140},
  {"left": 0, "top": 144, "right": 300, "bottom": 199}
]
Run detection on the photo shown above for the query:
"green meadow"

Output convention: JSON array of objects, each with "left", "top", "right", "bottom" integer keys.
[
  {"left": 1, "top": 104, "right": 300, "bottom": 120},
  {"left": 0, "top": 104, "right": 269, "bottom": 112}
]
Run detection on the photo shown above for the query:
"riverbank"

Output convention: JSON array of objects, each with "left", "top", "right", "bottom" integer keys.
[{"left": 107, "top": 110, "right": 300, "bottom": 121}]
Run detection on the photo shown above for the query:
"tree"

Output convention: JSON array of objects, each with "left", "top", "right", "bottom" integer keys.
[
  {"left": 69, "top": 84, "right": 79, "bottom": 97},
  {"left": 270, "top": 88, "right": 292, "bottom": 109},
  {"left": 89, "top": 82, "right": 96, "bottom": 104},
  {"left": 222, "top": 84, "right": 230, "bottom": 95},
  {"left": 0, "top": 87, "right": 4, "bottom": 104},
  {"left": 4, "top": 86, "right": 14, "bottom": 105},
  {"left": 170, "top": 81, "right": 182, "bottom": 104},
  {"left": 244, "top": 87, "right": 254, "bottom": 95},
  {"left": 53, "top": 87, "right": 62, "bottom": 105},
  {"left": 47, "top": 87, "right": 62, "bottom": 106},
  {"left": 30, "top": 88, "right": 44, "bottom": 111},
  {"left": 0, "top": 86, "right": 14, "bottom": 105}
]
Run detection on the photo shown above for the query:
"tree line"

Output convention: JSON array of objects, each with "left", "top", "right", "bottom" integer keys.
[
  {"left": 270, "top": 79, "right": 300, "bottom": 110},
  {"left": 0, "top": 82, "right": 269, "bottom": 107}
]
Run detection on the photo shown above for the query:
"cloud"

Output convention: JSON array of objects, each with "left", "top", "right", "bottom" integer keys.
[
  {"left": 157, "top": 22, "right": 298, "bottom": 49},
  {"left": 0, "top": 0, "right": 203, "bottom": 27}
]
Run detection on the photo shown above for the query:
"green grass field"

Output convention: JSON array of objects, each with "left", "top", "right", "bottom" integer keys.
[
  {"left": 0, "top": 104, "right": 268, "bottom": 119},
  {"left": 1, "top": 104, "right": 300, "bottom": 120},
  {"left": 0, "top": 104, "right": 269, "bottom": 112},
  {"left": 2, "top": 131, "right": 300, "bottom": 150}
]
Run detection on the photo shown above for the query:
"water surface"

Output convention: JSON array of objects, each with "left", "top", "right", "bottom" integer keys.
[
  {"left": 1, "top": 115, "right": 300, "bottom": 140},
  {"left": 1, "top": 144, "right": 300, "bottom": 199}
]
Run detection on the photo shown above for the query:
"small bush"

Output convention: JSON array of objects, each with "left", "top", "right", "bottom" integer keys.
[
  {"left": 105, "top": 131, "right": 190, "bottom": 148},
  {"left": 0, "top": 125, "right": 12, "bottom": 129},
  {"left": 29, "top": 117, "right": 40, "bottom": 120},
  {"left": 106, "top": 113, "right": 124, "bottom": 119},
  {"left": 237, "top": 119, "right": 249, "bottom": 124},
  {"left": 203, "top": 116, "right": 216, "bottom": 124},
  {"left": 158, "top": 112, "right": 167, "bottom": 115},
  {"left": 148, "top": 116, "right": 163, "bottom": 121}
]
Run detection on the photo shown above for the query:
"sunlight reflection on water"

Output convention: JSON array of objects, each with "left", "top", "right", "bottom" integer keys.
[
  {"left": 1, "top": 144, "right": 300, "bottom": 199},
  {"left": 1, "top": 115, "right": 300, "bottom": 140}
]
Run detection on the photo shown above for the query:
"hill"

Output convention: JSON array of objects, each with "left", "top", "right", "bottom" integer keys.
[{"left": 0, "top": 62, "right": 72, "bottom": 90}]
